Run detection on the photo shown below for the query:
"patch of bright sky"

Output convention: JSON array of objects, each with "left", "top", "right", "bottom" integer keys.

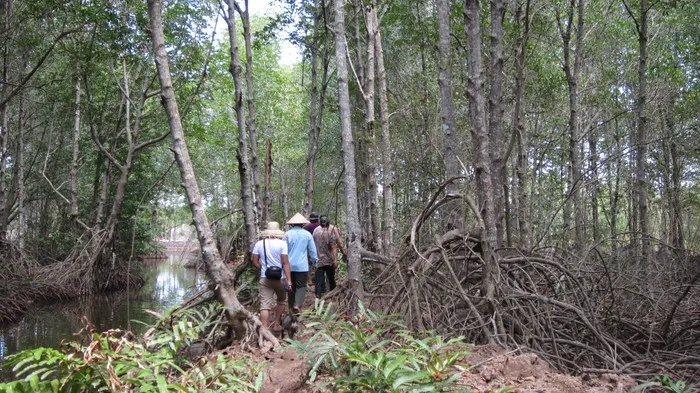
[{"left": 248, "top": 0, "right": 301, "bottom": 66}]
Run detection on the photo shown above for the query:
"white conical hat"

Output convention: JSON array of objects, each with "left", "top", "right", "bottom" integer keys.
[{"left": 287, "top": 212, "right": 310, "bottom": 225}]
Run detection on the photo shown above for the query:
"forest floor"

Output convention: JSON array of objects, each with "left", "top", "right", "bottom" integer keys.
[{"left": 234, "top": 284, "right": 639, "bottom": 393}]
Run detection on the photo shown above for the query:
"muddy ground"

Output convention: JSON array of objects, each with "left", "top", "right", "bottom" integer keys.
[{"left": 236, "top": 283, "right": 639, "bottom": 393}]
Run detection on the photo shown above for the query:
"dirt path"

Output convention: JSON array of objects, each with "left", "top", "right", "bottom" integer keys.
[{"left": 254, "top": 284, "right": 637, "bottom": 393}]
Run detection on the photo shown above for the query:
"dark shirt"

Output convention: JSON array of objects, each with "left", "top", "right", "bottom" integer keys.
[{"left": 304, "top": 222, "right": 320, "bottom": 234}]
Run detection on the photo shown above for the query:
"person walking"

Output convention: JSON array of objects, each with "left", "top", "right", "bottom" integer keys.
[
  {"left": 313, "top": 215, "right": 346, "bottom": 299},
  {"left": 286, "top": 213, "right": 319, "bottom": 313},
  {"left": 303, "top": 212, "right": 320, "bottom": 234},
  {"left": 251, "top": 222, "right": 292, "bottom": 333}
]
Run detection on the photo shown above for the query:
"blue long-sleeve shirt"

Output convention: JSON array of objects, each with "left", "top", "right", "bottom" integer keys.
[{"left": 286, "top": 226, "right": 319, "bottom": 272}]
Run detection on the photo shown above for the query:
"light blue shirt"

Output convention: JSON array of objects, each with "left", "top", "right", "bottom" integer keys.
[{"left": 286, "top": 226, "right": 319, "bottom": 272}]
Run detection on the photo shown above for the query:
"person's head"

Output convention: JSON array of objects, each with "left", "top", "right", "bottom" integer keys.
[
  {"left": 260, "top": 222, "right": 286, "bottom": 239},
  {"left": 319, "top": 214, "right": 330, "bottom": 228},
  {"left": 309, "top": 212, "right": 319, "bottom": 223},
  {"left": 287, "top": 212, "right": 310, "bottom": 228}
]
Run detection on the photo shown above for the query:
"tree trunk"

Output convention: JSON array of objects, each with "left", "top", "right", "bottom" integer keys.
[
  {"left": 364, "top": 1, "right": 380, "bottom": 253},
  {"left": 147, "top": 0, "right": 277, "bottom": 346},
  {"left": 235, "top": 1, "right": 262, "bottom": 229},
  {"left": 557, "top": 0, "right": 585, "bottom": 249},
  {"left": 0, "top": 0, "right": 11, "bottom": 241},
  {"left": 17, "top": 90, "right": 25, "bottom": 248},
  {"left": 372, "top": 0, "right": 394, "bottom": 255},
  {"left": 264, "top": 139, "right": 272, "bottom": 225},
  {"left": 635, "top": 0, "right": 649, "bottom": 267},
  {"left": 333, "top": 0, "right": 365, "bottom": 304},
  {"left": 463, "top": 0, "right": 499, "bottom": 330},
  {"left": 302, "top": 0, "right": 331, "bottom": 218},
  {"left": 225, "top": 0, "right": 257, "bottom": 251},
  {"left": 513, "top": 0, "right": 531, "bottom": 249},
  {"left": 436, "top": 0, "right": 464, "bottom": 231},
  {"left": 488, "top": 0, "right": 505, "bottom": 246},
  {"left": 70, "top": 76, "right": 82, "bottom": 228},
  {"left": 588, "top": 130, "right": 600, "bottom": 243},
  {"left": 302, "top": 0, "right": 322, "bottom": 218},
  {"left": 662, "top": 100, "right": 684, "bottom": 252}
]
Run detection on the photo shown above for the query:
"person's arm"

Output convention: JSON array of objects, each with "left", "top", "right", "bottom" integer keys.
[
  {"left": 331, "top": 243, "right": 338, "bottom": 268},
  {"left": 281, "top": 254, "right": 292, "bottom": 288},
  {"left": 334, "top": 226, "right": 347, "bottom": 258},
  {"left": 252, "top": 253, "right": 261, "bottom": 270},
  {"left": 308, "top": 236, "right": 319, "bottom": 267}
]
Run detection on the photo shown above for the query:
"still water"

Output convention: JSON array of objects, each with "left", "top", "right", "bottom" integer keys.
[{"left": 0, "top": 252, "right": 206, "bottom": 382}]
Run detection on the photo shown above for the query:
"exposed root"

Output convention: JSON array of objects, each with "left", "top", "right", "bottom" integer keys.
[{"left": 323, "top": 182, "right": 699, "bottom": 383}]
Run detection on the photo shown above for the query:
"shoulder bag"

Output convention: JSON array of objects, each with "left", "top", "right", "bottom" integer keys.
[{"left": 263, "top": 239, "right": 282, "bottom": 280}]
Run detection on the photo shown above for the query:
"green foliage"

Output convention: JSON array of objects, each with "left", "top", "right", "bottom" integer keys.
[
  {"left": 629, "top": 375, "right": 697, "bottom": 393},
  {"left": 286, "top": 300, "right": 472, "bottom": 392},
  {"left": 0, "top": 304, "right": 264, "bottom": 393}
]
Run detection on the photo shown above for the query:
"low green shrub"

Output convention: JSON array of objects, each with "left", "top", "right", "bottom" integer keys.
[
  {"left": 629, "top": 375, "right": 697, "bottom": 393},
  {"left": 286, "top": 300, "right": 472, "bottom": 392},
  {"left": 0, "top": 303, "right": 264, "bottom": 392}
]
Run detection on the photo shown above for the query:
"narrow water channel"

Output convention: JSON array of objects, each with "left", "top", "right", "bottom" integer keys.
[{"left": 0, "top": 252, "right": 206, "bottom": 382}]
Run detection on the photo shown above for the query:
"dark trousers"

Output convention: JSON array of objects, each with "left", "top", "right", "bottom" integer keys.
[
  {"left": 314, "top": 265, "right": 336, "bottom": 298},
  {"left": 288, "top": 272, "right": 308, "bottom": 310}
]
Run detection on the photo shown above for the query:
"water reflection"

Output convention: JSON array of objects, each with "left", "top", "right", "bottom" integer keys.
[{"left": 0, "top": 252, "right": 205, "bottom": 382}]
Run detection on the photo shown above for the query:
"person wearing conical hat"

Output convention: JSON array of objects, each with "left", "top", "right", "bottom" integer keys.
[{"left": 286, "top": 213, "right": 319, "bottom": 313}]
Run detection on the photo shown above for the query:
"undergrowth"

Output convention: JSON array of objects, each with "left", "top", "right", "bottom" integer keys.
[
  {"left": 286, "top": 299, "right": 473, "bottom": 392},
  {"left": 0, "top": 303, "right": 264, "bottom": 392}
]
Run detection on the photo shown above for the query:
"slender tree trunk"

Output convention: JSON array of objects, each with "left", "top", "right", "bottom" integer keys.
[
  {"left": 280, "top": 169, "right": 289, "bottom": 220},
  {"left": 662, "top": 101, "right": 683, "bottom": 252},
  {"left": 364, "top": 1, "right": 380, "bottom": 253},
  {"left": 17, "top": 90, "right": 24, "bottom": 248},
  {"left": 373, "top": 0, "right": 394, "bottom": 255},
  {"left": 588, "top": 130, "right": 600, "bottom": 243},
  {"left": 488, "top": 0, "right": 505, "bottom": 246},
  {"left": 263, "top": 139, "right": 272, "bottom": 225},
  {"left": 147, "top": 0, "right": 276, "bottom": 345},
  {"left": 436, "top": 0, "right": 464, "bottom": 231},
  {"left": 235, "top": 1, "right": 262, "bottom": 227},
  {"left": 557, "top": 0, "right": 585, "bottom": 249},
  {"left": 333, "top": 0, "right": 365, "bottom": 303},
  {"left": 225, "top": 0, "right": 257, "bottom": 251},
  {"left": 70, "top": 76, "right": 82, "bottom": 228},
  {"left": 513, "top": 0, "right": 531, "bottom": 249},
  {"left": 0, "top": 0, "right": 11, "bottom": 241},
  {"left": 464, "top": 0, "right": 499, "bottom": 329},
  {"left": 302, "top": 0, "right": 323, "bottom": 217},
  {"left": 635, "top": 0, "right": 649, "bottom": 267}
]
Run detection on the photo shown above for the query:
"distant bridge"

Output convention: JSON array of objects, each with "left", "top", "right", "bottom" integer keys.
[{"left": 159, "top": 240, "right": 198, "bottom": 252}]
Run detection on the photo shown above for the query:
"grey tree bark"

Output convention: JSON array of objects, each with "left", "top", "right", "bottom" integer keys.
[
  {"left": 70, "top": 76, "right": 82, "bottom": 229},
  {"left": 372, "top": 0, "right": 394, "bottom": 255},
  {"left": 147, "top": 0, "right": 278, "bottom": 346},
  {"left": 512, "top": 0, "right": 532, "bottom": 249},
  {"left": 224, "top": 0, "right": 257, "bottom": 251},
  {"left": 333, "top": 0, "right": 365, "bottom": 303},
  {"left": 233, "top": 0, "right": 262, "bottom": 227},
  {"left": 363, "top": 1, "right": 380, "bottom": 253},
  {"left": 436, "top": 0, "right": 464, "bottom": 232},
  {"left": 557, "top": 0, "right": 585, "bottom": 249},
  {"left": 488, "top": 0, "right": 506, "bottom": 246},
  {"left": 463, "top": 0, "right": 499, "bottom": 326},
  {"left": 303, "top": 0, "right": 331, "bottom": 218}
]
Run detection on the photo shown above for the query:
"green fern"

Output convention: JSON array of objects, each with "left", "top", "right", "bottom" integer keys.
[{"left": 287, "top": 299, "right": 473, "bottom": 392}]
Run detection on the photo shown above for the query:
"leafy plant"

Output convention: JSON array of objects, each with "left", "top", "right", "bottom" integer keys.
[
  {"left": 629, "top": 375, "right": 697, "bottom": 393},
  {"left": 0, "top": 304, "right": 264, "bottom": 392},
  {"left": 287, "top": 299, "right": 473, "bottom": 392}
]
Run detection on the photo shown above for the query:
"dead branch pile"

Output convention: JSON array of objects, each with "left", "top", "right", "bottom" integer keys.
[{"left": 325, "top": 195, "right": 699, "bottom": 383}]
